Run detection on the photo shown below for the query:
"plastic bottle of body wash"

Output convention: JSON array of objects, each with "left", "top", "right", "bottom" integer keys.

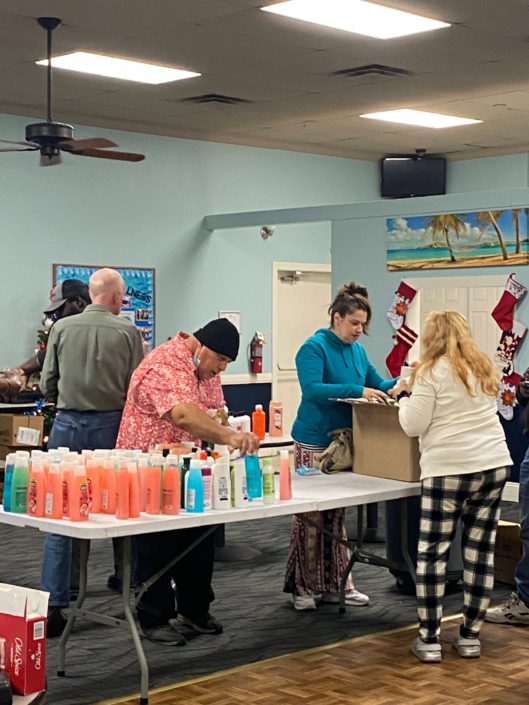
[
  {"left": 186, "top": 459, "right": 204, "bottom": 512},
  {"left": 27, "top": 459, "right": 46, "bottom": 517},
  {"left": 268, "top": 401, "right": 284, "bottom": 437},
  {"left": 245, "top": 454, "right": 262, "bottom": 500},
  {"left": 11, "top": 455, "right": 30, "bottom": 513},
  {"left": 45, "top": 463, "right": 63, "bottom": 519},
  {"left": 231, "top": 458, "right": 248, "bottom": 508},
  {"left": 279, "top": 449, "right": 292, "bottom": 501},
  {"left": 162, "top": 455, "right": 180, "bottom": 515},
  {"left": 212, "top": 461, "right": 231, "bottom": 509},
  {"left": 262, "top": 457, "right": 276, "bottom": 504},
  {"left": 251, "top": 404, "right": 266, "bottom": 440}
]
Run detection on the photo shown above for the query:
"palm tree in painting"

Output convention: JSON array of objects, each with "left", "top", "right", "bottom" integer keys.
[
  {"left": 476, "top": 210, "right": 508, "bottom": 260},
  {"left": 426, "top": 214, "right": 466, "bottom": 263},
  {"left": 512, "top": 208, "right": 522, "bottom": 254}
]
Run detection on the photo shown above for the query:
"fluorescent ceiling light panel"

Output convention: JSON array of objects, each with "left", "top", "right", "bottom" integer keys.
[
  {"left": 36, "top": 52, "right": 200, "bottom": 84},
  {"left": 262, "top": 0, "right": 450, "bottom": 39},
  {"left": 360, "top": 109, "right": 482, "bottom": 128}
]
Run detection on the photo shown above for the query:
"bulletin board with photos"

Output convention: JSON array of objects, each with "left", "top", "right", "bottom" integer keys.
[{"left": 53, "top": 264, "right": 155, "bottom": 349}]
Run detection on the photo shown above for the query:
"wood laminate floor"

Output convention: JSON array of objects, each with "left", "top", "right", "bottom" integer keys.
[{"left": 99, "top": 616, "right": 529, "bottom": 705}]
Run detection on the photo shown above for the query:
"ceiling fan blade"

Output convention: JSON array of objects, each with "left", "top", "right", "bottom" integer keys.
[
  {"left": 40, "top": 152, "right": 62, "bottom": 166},
  {"left": 0, "top": 139, "right": 37, "bottom": 151},
  {"left": 75, "top": 148, "right": 145, "bottom": 162},
  {"left": 0, "top": 146, "right": 37, "bottom": 153},
  {"left": 60, "top": 137, "right": 118, "bottom": 153}
]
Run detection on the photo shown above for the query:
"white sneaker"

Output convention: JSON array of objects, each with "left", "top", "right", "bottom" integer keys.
[
  {"left": 410, "top": 636, "right": 442, "bottom": 663},
  {"left": 321, "top": 588, "right": 370, "bottom": 606},
  {"left": 485, "top": 593, "right": 529, "bottom": 625},
  {"left": 290, "top": 594, "right": 318, "bottom": 611},
  {"left": 453, "top": 633, "right": 481, "bottom": 658}
]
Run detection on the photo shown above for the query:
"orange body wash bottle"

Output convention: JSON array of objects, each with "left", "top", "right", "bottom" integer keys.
[
  {"left": 45, "top": 463, "right": 63, "bottom": 519},
  {"left": 69, "top": 466, "right": 90, "bottom": 521},
  {"left": 128, "top": 462, "right": 141, "bottom": 518}
]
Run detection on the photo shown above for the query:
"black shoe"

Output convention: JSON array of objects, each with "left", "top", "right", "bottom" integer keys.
[
  {"left": 46, "top": 607, "right": 67, "bottom": 638},
  {"left": 140, "top": 623, "right": 187, "bottom": 646},
  {"left": 107, "top": 574, "right": 122, "bottom": 593},
  {"left": 176, "top": 612, "right": 223, "bottom": 634}
]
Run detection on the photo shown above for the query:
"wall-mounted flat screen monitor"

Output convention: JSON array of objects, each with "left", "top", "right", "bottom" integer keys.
[{"left": 380, "top": 156, "right": 446, "bottom": 198}]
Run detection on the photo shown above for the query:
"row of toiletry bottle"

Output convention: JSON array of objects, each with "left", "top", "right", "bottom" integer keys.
[
  {"left": 2, "top": 445, "right": 293, "bottom": 519},
  {"left": 228, "top": 401, "right": 284, "bottom": 441}
]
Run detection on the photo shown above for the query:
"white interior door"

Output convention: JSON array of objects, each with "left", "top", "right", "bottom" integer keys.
[
  {"left": 406, "top": 274, "right": 507, "bottom": 362},
  {"left": 272, "top": 263, "right": 331, "bottom": 436}
]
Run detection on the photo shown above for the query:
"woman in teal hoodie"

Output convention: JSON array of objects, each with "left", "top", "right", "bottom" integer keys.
[{"left": 284, "top": 282, "right": 398, "bottom": 610}]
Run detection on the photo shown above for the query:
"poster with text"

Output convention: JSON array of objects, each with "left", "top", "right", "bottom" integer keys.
[{"left": 53, "top": 264, "right": 155, "bottom": 349}]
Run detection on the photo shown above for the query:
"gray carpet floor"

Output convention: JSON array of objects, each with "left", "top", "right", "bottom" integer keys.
[{"left": 1, "top": 504, "right": 517, "bottom": 705}]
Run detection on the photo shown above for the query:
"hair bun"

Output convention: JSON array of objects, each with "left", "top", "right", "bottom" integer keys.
[{"left": 337, "top": 281, "right": 368, "bottom": 299}]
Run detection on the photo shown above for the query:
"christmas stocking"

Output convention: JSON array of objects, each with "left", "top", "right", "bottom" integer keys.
[
  {"left": 386, "top": 281, "right": 417, "bottom": 331},
  {"left": 493, "top": 321, "right": 527, "bottom": 377},
  {"left": 497, "top": 372, "right": 521, "bottom": 421},
  {"left": 491, "top": 274, "right": 527, "bottom": 331},
  {"left": 386, "top": 324, "right": 418, "bottom": 377}
]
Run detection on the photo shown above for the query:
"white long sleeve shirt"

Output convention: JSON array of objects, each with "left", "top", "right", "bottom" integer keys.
[{"left": 398, "top": 357, "right": 512, "bottom": 480}]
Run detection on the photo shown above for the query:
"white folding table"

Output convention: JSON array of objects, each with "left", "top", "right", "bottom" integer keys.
[{"left": 0, "top": 473, "right": 420, "bottom": 704}]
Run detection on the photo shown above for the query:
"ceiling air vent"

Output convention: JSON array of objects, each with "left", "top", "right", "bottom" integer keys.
[
  {"left": 181, "top": 93, "right": 251, "bottom": 105},
  {"left": 332, "top": 64, "right": 412, "bottom": 78}
]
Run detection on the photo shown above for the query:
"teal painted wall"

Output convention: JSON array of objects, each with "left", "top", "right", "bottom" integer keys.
[
  {"left": 0, "top": 112, "right": 378, "bottom": 373},
  {"left": 332, "top": 170, "right": 529, "bottom": 376}
]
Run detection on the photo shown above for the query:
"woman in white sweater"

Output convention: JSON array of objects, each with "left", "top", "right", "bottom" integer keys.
[{"left": 395, "top": 311, "right": 511, "bottom": 663}]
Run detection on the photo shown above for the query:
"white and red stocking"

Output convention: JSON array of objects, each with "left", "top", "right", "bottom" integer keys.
[
  {"left": 497, "top": 372, "right": 521, "bottom": 421},
  {"left": 491, "top": 274, "right": 527, "bottom": 331},
  {"left": 386, "top": 324, "right": 418, "bottom": 377},
  {"left": 494, "top": 321, "right": 527, "bottom": 377},
  {"left": 386, "top": 281, "right": 417, "bottom": 331}
]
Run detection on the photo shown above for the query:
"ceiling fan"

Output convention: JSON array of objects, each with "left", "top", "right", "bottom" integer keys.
[{"left": 0, "top": 17, "right": 145, "bottom": 166}]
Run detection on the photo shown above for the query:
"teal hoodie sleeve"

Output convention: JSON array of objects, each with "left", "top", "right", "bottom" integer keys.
[
  {"left": 365, "top": 363, "right": 398, "bottom": 392},
  {"left": 296, "top": 340, "right": 365, "bottom": 403}
]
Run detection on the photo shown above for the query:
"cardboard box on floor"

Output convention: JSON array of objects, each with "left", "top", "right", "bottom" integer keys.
[
  {"left": 349, "top": 401, "right": 421, "bottom": 482},
  {"left": 0, "top": 415, "right": 43, "bottom": 448},
  {"left": 494, "top": 520, "right": 522, "bottom": 586}
]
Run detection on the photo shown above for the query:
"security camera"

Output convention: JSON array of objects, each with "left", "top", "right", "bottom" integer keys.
[{"left": 260, "top": 225, "right": 276, "bottom": 240}]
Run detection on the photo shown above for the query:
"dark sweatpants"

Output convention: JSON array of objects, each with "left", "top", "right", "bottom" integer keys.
[{"left": 135, "top": 527, "right": 215, "bottom": 629}]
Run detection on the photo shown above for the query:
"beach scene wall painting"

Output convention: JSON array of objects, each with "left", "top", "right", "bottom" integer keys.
[{"left": 387, "top": 208, "right": 529, "bottom": 271}]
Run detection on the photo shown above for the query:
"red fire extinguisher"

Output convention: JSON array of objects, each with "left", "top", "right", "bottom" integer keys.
[{"left": 250, "top": 332, "right": 263, "bottom": 374}]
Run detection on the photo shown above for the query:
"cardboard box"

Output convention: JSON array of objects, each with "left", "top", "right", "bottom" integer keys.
[
  {"left": 0, "top": 416, "right": 43, "bottom": 448},
  {"left": 494, "top": 520, "right": 522, "bottom": 586},
  {"left": 0, "top": 583, "right": 48, "bottom": 695},
  {"left": 351, "top": 401, "right": 421, "bottom": 482}
]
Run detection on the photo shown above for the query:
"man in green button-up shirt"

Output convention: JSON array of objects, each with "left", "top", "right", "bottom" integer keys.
[{"left": 39, "top": 267, "right": 144, "bottom": 636}]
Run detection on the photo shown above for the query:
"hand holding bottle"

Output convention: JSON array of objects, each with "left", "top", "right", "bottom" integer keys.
[{"left": 227, "top": 430, "right": 260, "bottom": 455}]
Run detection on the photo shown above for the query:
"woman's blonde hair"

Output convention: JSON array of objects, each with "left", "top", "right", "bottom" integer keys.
[{"left": 410, "top": 310, "right": 500, "bottom": 396}]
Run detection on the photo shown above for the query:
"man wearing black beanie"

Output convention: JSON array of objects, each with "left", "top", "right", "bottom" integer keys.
[{"left": 116, "top": 318, "right": 259, "bottom": 645}]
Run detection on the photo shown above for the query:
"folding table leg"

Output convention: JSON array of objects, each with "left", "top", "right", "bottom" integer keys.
[
  {"left": 57, "top": 538, "right": 89, "bottom": 676},
  {"left": 120, "top": 536, "right": 149, "bottom": 704}
]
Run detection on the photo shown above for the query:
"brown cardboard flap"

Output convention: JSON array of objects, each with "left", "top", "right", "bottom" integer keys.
[{"left": 351, "top": 402, "right": 421, "bottom": 482}]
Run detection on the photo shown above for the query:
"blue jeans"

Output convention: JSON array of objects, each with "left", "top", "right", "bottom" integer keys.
[
  {"left": 516, "top": 448, "right": 529, "bottom": 605},
  {"left": 41, "top": 409, "right": 123, "bottom": 607}
]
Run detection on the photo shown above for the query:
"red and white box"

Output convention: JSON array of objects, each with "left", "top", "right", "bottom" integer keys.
[{"left": 0, "top": 583, "right": 48, "bottom": 695}]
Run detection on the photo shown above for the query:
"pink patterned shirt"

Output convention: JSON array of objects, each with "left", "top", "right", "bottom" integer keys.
[{"left": 117, "top": 332, "right": 224, "bottom": 451}]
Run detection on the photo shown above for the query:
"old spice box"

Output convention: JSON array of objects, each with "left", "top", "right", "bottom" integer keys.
[{"left": 0, "top": 583, "right": 48, "bottom": 695}]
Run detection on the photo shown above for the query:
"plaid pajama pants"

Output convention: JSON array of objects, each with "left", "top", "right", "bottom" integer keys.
[{"left": 416, "top": 466, "right": 509, "bottom": 642}]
